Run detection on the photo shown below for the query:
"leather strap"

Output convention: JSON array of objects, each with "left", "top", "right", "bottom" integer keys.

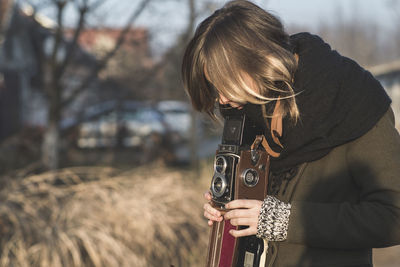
[
  {"left": 253, "top": 98, "right": 283, "bottom": 158},
  {"left": 251, "top": 135, "right": 280, "bottom": 158},
  {"left": 270, "top": 98, "right": 283, "bottom": 148}
]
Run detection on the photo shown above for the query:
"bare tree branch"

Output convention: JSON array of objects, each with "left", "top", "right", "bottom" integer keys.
[
  {"left": 62, "top": 0, "right": 152, "bottom": 107},
  {"left": 89, "top": 0, "right": 108, "bottom": 11},
  {"left": 187, "top": 0, "right": 196, "bottom": 39},
  {"left": 55, "top": 1, "right": 89, "bottom": 82},
  {"left": 46, "top": 0, "right": 67, "bottom": 96}
]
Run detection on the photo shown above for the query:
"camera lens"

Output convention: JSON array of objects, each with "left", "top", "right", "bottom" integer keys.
[
  {"left": 214, "top": 179, "right": 223, "bottom": 193},
  {"left": 211, "top": 174, "right": 227, "bottom": 197},
  {"left": 214, "top": 156, "right": 228, "bottom": 174},
  {"left": 241, "top": 169, "right": 259, "bottom": 187}
]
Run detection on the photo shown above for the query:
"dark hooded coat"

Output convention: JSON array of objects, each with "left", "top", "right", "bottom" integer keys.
[{"left": 258, "top": 33, "right": 400, "bottom": 267}]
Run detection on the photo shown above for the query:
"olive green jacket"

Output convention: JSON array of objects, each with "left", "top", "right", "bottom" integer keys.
[{"left": 266, "top": 108, "right": 400, "bottom": 267}]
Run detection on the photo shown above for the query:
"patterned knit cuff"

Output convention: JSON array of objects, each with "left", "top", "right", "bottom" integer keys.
[{"left": 256, "top": 195, "right": 291, "bottom": 241}]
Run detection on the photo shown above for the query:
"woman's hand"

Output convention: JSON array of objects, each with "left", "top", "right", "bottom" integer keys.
[
  {"left": 224, "top": 199, "right": 262, "bottom": 237},
  {"left": 203, "top": 191, "right": 223, "bottom": 226},
  {"left": 203, "top": 192, "right": 262, "bottom": 237}
]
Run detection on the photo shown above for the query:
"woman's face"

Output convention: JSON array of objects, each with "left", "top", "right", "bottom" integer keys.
[
  {"left": 205, "top": 66, "right": 258, "bottom": 110},
  {"left": 218, "top": 93, "right": 244, "bottom": 109},
  {"left": 217, "top": 72, "right": 259, "bottom": 109}
]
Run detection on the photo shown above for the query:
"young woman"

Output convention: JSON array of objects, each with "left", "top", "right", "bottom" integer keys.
[{"left": 182, "top": 1, "right": 400, "bottom": 266}]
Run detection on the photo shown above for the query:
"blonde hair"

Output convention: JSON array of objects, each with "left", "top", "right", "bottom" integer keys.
[{"left": 182, "top": 0, "right": 299, "bottom": 121}]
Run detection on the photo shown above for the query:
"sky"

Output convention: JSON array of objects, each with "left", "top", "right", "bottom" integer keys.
[
  {"left": 256, "top": 0, "right": 395, "bottom": 29},
  {"left": 132, "top": 0, "right": 398, "bottom": 51},
  {"left": 30, "top": 0, "right": 398, "bottom": 52}
]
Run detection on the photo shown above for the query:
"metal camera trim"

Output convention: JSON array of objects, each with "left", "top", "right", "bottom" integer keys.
[
  {"left": 211, "top": 173, "right": 228, "bottom": 198},
  {"left": 241, "top": 168, "right": 259, "bottom": 188},
  {"left": 214, "top": 155, "right": 228, "bottom": 174}
]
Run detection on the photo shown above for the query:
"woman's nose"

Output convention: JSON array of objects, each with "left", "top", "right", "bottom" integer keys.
[{"left": 218, "top": 93, "right": 230, "bottom": 104}]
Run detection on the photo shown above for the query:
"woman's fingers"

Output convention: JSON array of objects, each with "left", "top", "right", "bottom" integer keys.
[
  {"left": 229, "top": 227, "right": 256, "bottom": 238},
  {"left": 224, "top": 208, "right": 257, "bottom": 220},
  {"left": 229, "top": 217, "right": 256, "bottom": 227},
  {"left": 204, "top": 210, "right": 223, "bottom": 221},
  {"left": 224, "top": 200, "right": 262, "bottom": 221},
  {"left": 202, "top": 192, "right": 224, "bottom": 226},
  {"left": 225, "top": 199, "right": 261, "bottom": 209},
  {"left": 222, "top": 199, "right": 262, "bottom": 237},
  {"left": 203, "top": 202, "right": 223, "bottom": 224},
  {"left": 204, "top": 191, "right": 212, "bottom": 201},
  {"left": 203, "top": 203, "right": 221, "bottom": 217},
  {"left": 202, "top": 195, "right": 261, "bottom": 235}
]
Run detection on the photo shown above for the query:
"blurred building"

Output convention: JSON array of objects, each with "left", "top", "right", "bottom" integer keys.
[
  {"left": 0, "top": 2, "right": 153, "bottom": 141},
  {"left": 370, "top": 60, "right": 400, "bottom": 129},
  {"left": 67, "top": 27, "right": 151, "bottom": 58},
  {"left": 0, "top": 1, "right": 47, "bottom": 140},
  {"left": 0, "top": 3, "right": 103, "bottom": 139},
  {"left": 72, "top": 27, "right": 155, "bottom": 99}
]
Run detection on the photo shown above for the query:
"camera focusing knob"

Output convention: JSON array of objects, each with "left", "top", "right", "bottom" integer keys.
[{"left": 241, "top": 168, "right": 259, "bottom": 187}]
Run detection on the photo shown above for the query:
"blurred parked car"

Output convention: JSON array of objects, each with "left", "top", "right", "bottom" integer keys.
[
  {"left": 77, "top": 111, "right": 118, "bottom": 148},
  {"left": 75, "top": 100, "right": 208, "bottom": 165},
  {"left": 77, "top": 101, "right": 167, "bottom": 150},
  {"left": 121, "top": 107, "right": 166, "bottom": 148},
  {"left": 157, "top": 100, "right": 210, "bottom": 164},
  {"left": 157, "top": 100, "right": 191, "bottom": 140}
]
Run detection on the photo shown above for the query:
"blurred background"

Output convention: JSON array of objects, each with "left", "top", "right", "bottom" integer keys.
[{"left": 0, "top": 0, "right": 399, "bottom": 266}]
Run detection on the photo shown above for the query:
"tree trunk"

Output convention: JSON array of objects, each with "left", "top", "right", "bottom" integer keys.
[
  {"left": 186, "top": 0, "right": 199, "bottom": 176},
  {"left": 189, "top": 108, "right": 199, "bottom": 176},
  {"left": 41, "top": 120, "right": 60, "bottom": 170},
  {"left": 41, "top": 84, "right": 61, "bottom": 170}
]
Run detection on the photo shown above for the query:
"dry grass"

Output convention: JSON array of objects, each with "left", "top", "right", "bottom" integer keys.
[
  {"left": 0, "top": 164, "right": 210, "bottom": 267},
  {"left": 1, "top": 160, "right": 398, "bottom": 267}
]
